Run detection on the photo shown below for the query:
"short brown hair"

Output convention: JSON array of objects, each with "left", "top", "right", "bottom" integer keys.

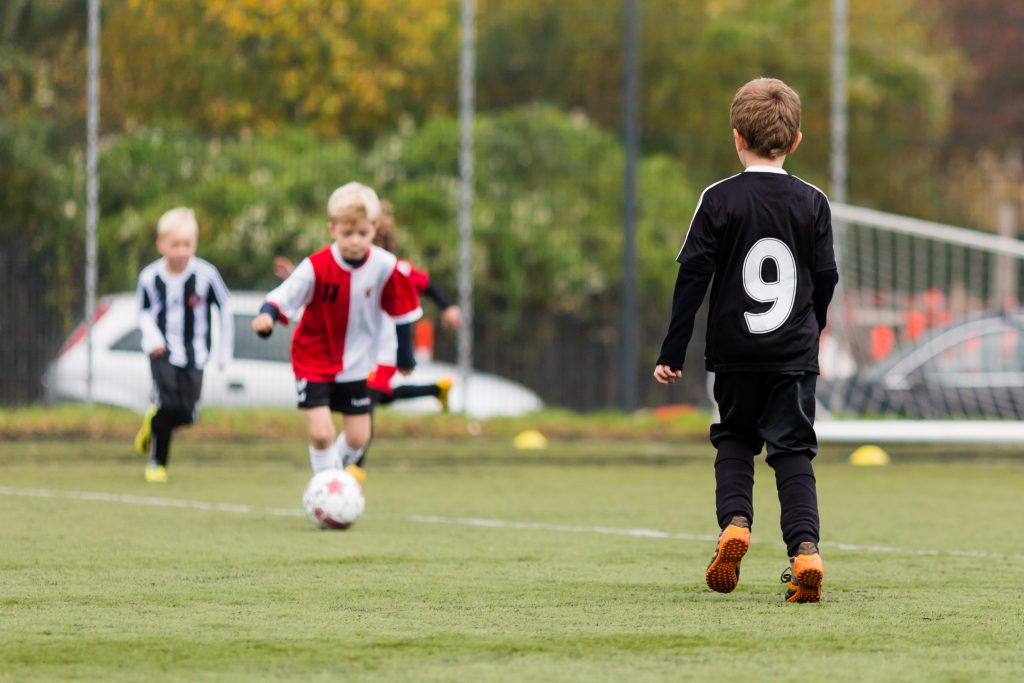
[
  {"left": 373, "top": 200, "right": 398, "bottom": 252},
  {"left": 730, "top": 78, "right": 801, "bottom": 159}
]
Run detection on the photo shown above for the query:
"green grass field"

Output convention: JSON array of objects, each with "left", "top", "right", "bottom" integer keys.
[{"left": 2, "top": 437, "right": 1023, "bottom": 682}]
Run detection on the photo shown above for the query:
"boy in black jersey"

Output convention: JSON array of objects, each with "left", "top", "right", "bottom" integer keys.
[{"left": 654, "top": 78, "right": 838, "bottom": 603}]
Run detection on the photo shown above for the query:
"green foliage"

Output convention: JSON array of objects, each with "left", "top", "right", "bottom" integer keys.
[
  {"left": 475, "top": 0, "right": 967, "bottom": 217},
  {"left": 77, "top": 107, "right": 693, "bottom": 355},
  {"left": 101, "top": 0, "right": 458, "bottom": 140},
  {"left": 86, "top": 126, "right": 364, "bottom": 290},
  {"left": 366, "top": 106, "right": 693, "bottom": 343}
]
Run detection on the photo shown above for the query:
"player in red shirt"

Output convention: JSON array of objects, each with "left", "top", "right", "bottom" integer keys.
[
  {"left": 252, "top": 183, "right": 421, "bottom": 484},
  {"left": 273, "top": 200, "right": 462, "bottom": 412},
  {"left": 365, "top": 203, "right": 461, "bottom": 411}
]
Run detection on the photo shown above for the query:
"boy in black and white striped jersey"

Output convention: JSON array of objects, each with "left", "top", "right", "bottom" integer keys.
[{"left": 134, "top": 208, "right": 234, "bottom": 482}]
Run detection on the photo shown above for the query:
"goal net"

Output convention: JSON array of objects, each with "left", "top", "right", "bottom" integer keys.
[{"left": 815, "top": 203, "right": 1024, "bottom": 443}]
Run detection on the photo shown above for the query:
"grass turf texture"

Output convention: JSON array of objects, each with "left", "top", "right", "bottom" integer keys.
[{"left": 2, "top": 438, "right": 1023, "bottom": 682}]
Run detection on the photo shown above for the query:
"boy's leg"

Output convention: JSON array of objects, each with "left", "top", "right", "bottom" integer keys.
[
  {"left": 767, "top": 452, "right": 820, "bottom": 556},
  {"left": 340, "top": 413, "right": 371, "bottom": 460},
  {"left": 150, "top": 407, "right": 191, "bottom": 467},
  {"left": 152, "top": 366, "right": 202, "bottom": 467},
  {"left": 143, "top": 358, "right": 196, "bottom": 479},
  {"left": 134, "top": 405, "right": 158, "bottom": 456},
  {"left": 704, "top": 373, "right": 763, "bottom": 593},
  {"left": 391, "top": 384, "right": 441, "bottom": 401},
  {"left": 706, "top": 437, "right": 755, "bottom": 593},
  {"left": 714, "top": 438, "right": 756, "bottom": 529},
  {"left": 340, "top": 411, "right": 373, "bottom": 469},
  {"left": 762, "top": 372, "right": 824, "bottom": 602},
  {"left": 390, "top": 377, "right": 453, "bottom": 411},
  {"left": 329, "top": 380, "right": 372, "bottom": 483},
  {"left": 304, "top": 406, "right": 337, "bottom": 473}
]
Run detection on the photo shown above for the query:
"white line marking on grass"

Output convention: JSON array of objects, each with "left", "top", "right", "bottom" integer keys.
[
  {"left": 3, "top": 486, "right": 1022, "bottom": 562},
  {"left": 0, "top": 485, "right": 303, "bottom": 518}
]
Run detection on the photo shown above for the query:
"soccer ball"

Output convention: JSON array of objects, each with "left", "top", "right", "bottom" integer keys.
[{"left": 302, "top": 469, "right": 365, "bottom": 530}]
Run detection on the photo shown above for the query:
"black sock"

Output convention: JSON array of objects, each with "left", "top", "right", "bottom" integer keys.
[
  {"left": 392, "top": 384, "right": 441, "bottom": 400},
  {"left": 768, "top": 451, "right": 820, "bottom": 556},
  {"left": 150, "top": 408, "right": 191, "bottom": 468},
  {"left": 714, "top": 438, "right": 756, "bottom": 529}
]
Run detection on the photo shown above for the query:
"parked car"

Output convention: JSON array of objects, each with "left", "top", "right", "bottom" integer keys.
[
  {"left": 44, "top": 292, "right": 543, "bottom": 418},
  {"left": 817, "top": 309, "right": 1024, "bottom": 419}
]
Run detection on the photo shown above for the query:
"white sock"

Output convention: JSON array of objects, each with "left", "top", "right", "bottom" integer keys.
[
  {"left": 308, "top": 444, "right": 336, "bottom": 473},
  {"left": 332, "top": 433, "right": 347, "bottom": 468},
  {"left": 337, "top": 435, "right": 365, "bottom": 468}
]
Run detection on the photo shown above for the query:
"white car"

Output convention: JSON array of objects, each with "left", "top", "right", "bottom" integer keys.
[{"left": 44, "top": 291, "right": 543, "bottom": 418}]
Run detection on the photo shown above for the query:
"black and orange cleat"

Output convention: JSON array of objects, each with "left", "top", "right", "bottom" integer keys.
[
  {"left": 781, "top": 541, "right": 824, "bottom": 603},
  {"left": 704, "top": 515, "right": 750, "bottom": 593}
]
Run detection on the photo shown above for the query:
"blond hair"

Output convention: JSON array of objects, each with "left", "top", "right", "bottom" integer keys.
[
  {"left": 730, "top": 78, "right": 801, "bottom": 159},
  {"left": 327, "top": 182, "right": 382, "bottom": 224},
  {"left": 156, "top": 207, "right": 198, "bottom": 239}
]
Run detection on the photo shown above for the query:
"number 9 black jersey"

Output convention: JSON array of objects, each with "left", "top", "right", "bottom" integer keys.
[{"left": 677, "top": 167, "right": 836, "bottom": 373}]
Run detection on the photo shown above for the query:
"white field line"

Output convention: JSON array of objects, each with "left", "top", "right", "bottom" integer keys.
[{"left": 3, "top": 485, "right": 1022, "bottom": 563}]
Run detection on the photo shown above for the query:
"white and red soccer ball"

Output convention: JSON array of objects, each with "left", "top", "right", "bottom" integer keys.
[{"left": 302, "top": 469, "right": 365, "bottom": 530}]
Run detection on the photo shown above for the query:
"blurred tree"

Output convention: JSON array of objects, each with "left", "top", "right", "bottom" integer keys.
[
  {"left": 476, "top": 0, "right": 965, "bottom": 217},
  {"left": 102, "top": 0, "right": 457, "bottom": 141},
  {"left": 933, "top": 0, "right": 1024, "bottom": 151}
]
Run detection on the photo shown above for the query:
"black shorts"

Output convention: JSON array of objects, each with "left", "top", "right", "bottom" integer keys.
[
  {"left": 150, "top": 356, "right": 203, "bottom": 415},
  {"left": 296, "top": 379, "right": 372, "bottom": 415},
  {"left": 710, "top": 371, "right": 818, "bottom": 460}
]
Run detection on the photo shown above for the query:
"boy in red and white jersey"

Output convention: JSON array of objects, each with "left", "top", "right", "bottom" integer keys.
[{"left": 252, "top": 183, "right": 421, "bottom": 481}]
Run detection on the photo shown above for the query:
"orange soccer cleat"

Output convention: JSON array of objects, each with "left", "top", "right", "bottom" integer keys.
[
  {"left": 704, "top": 516, "right": 751, "bottom": 594},
  {"left": 782, "top": 542, "right": 824, "bottom": 603}
]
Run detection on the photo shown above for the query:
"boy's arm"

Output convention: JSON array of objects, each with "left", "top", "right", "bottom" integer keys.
[
  {"left": 656, "top": 265, "right": 714, "bottom": 370},
  {"left": 255, "top": 258, "right": 315, "bottom": 336},
  {"left": 422, "top": 283, "right": 452, "bottom": 310},
  {"left": 136, "top": 279, "right": 165, "bottom": 356},
  {"left": 381, "top": 267, "right": 423, "bottom": 371},
  {"left": 812, "top": 269, "right": 839, "bottom": 331},
  {"left": 394, "top": 323, "right": 415, "bottom": 372},
  {"left": 209, "top": 270, "right": 234, "bottom": 368},
  {"left": 656, "top": 192, "right": 719, "bottom": 381},
  {"left": 812, "top": 193, "right": 839, "bottom": 332}
]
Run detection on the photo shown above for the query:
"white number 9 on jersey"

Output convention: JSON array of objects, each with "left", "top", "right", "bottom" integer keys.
[{"left": 742, "top": 238, "right": 796, "bottom": 334}]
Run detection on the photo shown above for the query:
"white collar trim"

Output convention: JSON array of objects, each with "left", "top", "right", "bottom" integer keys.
[{"left": 744, "top": 165, "right": 788, "bottom": 174}]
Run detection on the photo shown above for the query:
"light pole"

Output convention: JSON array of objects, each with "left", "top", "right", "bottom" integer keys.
[
  {"left": 85, "top": 0, "right": 101, "bottom": 405},
  {"left": 457, "top": 0, "right": 476, "bottom": 413}
]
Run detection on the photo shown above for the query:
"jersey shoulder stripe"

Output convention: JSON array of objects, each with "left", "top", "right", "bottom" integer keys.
[
  {"left": 789, "top": 175, "right": 831, "bottom": 206},
  {"left": 677, "top": 173, "right": 743, "bottom": 261}
]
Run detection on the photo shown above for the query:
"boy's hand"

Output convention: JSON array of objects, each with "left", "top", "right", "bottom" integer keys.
[
  {"left": 149, "top": 346, "right": 167, "bottom": 358},
  {"left": 653, "top": 364, "right": 682, "bottom": 385},
  {"left": 440, "top": 305, "right": 463, "bottom": 331},
  {"left": 273, "top": 256, "right": 295, "bottom": 280},
  {"left": 251, "top": 313, "right": 274, "bottom": 338}
]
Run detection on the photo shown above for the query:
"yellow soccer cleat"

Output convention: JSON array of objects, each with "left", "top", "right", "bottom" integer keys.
[
  {"left": 436, "top": 376, "right": 453, "bottom": 413},
  {"left": 134, "top": 405, "right": 158, "bottom": 456},
  {"left": 344, "top": 463, "right": 367, "bottom": 485},
  {"left": 144, "top": 464, "right": 168, "bottom": 483}
]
